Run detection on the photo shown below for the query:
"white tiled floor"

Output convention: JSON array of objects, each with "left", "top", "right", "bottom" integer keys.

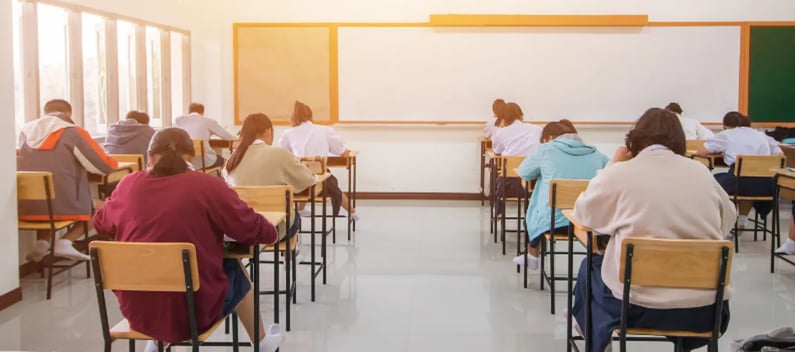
[{"left": 1, "top": 200, "right": 794, "bottom": 351}]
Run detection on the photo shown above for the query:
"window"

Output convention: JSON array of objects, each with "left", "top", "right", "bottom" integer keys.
[
  {"left": 117, "top": 20, "right": 135, "bottom": 119},
  {"left": 171, "top": 31, "right": 184, "bottom": 117},
  {"left": 82, "top": 13, "right": 106, "bottom": 135},
  {"left": 12, "top": 0, "right": 24, "bottom": 137},
  {"left": 37, "top": 3, "right": 69, "bottom": 109},
  {"left": 146, "top": 26, "right": 162, "bottom": 127}
]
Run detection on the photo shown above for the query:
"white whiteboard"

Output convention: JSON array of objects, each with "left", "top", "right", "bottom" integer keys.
[{"left": 338, "top": 26, "right": 741, "bottom": 123}]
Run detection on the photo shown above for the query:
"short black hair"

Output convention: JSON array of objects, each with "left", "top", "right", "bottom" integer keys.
[
  {"left": 125, "top": 110, "right": 150, "bottom": 125},
  {"left": 188, "top": 103, "right": 205, "bottom": 115},
  {"left": 625, "top": 108, "right": 686, "bottom": 156},
  {"left": 723, "top": 111, "right": 746, "bottom": 128},
  {"left": 43, "top": 99, "right": 72, "bottom": 115},
  {"left": 664, "top": 102, "right": 683, "bottom": 115}
]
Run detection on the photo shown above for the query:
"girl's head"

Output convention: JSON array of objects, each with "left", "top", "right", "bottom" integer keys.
[
  {"left": 147, "top": 128, "right": 196, "bottom": 177},
  {"left": 665, "top": 102, "right": 683, "bottom": 115},
  {"left": 226, "top": 113, "right": 274, "bottom": 173},
  {"left": 290, "top": 101, "right": 313, "bottom": 127},
  {"left": 723, "top": 111, "right": 746, "bottom": 129},
  {"left": 501, "top": 102, "right": 524, "bottom": 126},
  {"left": 625, "top": 108, "right": 686, "bottom": 156},
  {"left": 541, "top": 119, "right": 577, "bottom": 143},
  {"left": 492, "top": 99, "right": 506, "bottom": 126}
]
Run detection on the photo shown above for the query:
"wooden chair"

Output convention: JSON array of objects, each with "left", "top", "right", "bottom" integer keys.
[
  {"left": 17, "top": 171, "right": 89, "bottom": 300},
  {"left": 192, "top": 139, "right": 223, "bottom": 176},
  {"left": 108, "top": 154, "right": 145, "bottom": 172},
  {"left": 537, "top": 179, "right": 589, "bottom": 315},
  {"left": 233, "top": 185, "right": 297, "bottom": 331},
  {"left": 299, "top": 156, "right": 341, "bottom": 242},
  {"left": 686, "top": 140, "right": 706, "bottom": 152},
  {"left": 730, "top": 155, "right": 785, "bottom": 252},
  {"left": 499, "top": 155, "right": 529, "bottom": 256},
  {"left": 772, "top": 171, "right": 795, "bottom": 273},
  {"left": 89, "top": 241, "right": 235, "bottom": 352},
  {"left": 614, "top": 238, "right": 733, "bottom": 352}
]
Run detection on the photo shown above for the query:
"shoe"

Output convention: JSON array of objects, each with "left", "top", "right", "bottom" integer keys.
[
  {"left": 351, "top": 211, "right": 360, "bottom": 222},
  {"left": 259, "top": 323, "right": 286, "bottom": 352},
  {"left": 512, "top": 254, "right": 539, "bottom": 270},
  {"left": 775, "top": 239, "right": 795, "bottom": 255},
  {"left": 298, "top": 208, "right": 311, "bottom": 217},
  {"left": 54, "top": 239, "right": 91, "bottom": 261},
  {"left": 26, "top": 240, "right": 51, "bottom": 262},
  {"left": 144, "top": 341, "right": 158, "bottom": 352}
]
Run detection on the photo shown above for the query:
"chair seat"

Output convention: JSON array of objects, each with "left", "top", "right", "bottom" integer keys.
[
  {"left": 729, "top": 195, "right": 774, "bottom": 201},
  {"left": 201, "top": 166, "right": 223, "bottom": 175},
  {"left": 614, "top": 328, "right": 712, "bottom": 338},
  {"left": 18, "top": 220, "right": 76, "bottom": 231},
  {"left": 263, "top": 236, "right": 298, "bottom": 252},
  {"left": 544, "top": 233, "right": 570, "bottom": 241},
  {"left": 111, "top": 318, "right": 223, "bottom": 341}
]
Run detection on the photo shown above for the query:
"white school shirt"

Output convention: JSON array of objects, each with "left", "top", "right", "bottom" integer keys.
[
  {"left": 491, "top": 120, "right": 542, "bottom": 156},
  {"left": 704, "top": 127, "right": 781, "bottom": 166},
  {"left": 676, "top": 114, "right": 714, "bottom": 140},
  {"left": 278, "top": 121, "right": 346, "bottom": 157},
  {"left": 483, "top": 117, "right": 499, "bottom": 139},
  {"left": 174, "top": 113, "right": 235, "bottom": 167}
]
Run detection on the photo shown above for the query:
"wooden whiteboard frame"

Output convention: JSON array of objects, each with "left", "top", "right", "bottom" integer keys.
[{"left": 233, "top": 18, "right": 795, "bottom": 126}]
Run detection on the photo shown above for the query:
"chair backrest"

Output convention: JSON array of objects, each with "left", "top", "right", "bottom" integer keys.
[
  {"left": 734, "top": 155, "right": 785, "bottom": 177},
  {"left": 89, "top": 241, "right": 200, "bottom": 292},
  {"left": 690, "top": 154, "right": 713, "bottom": 169},
  {"left": 300, "top": 156, "right": 327, "bottom": 175},
  {"left": 686, "top": 140, "right": 706, "bottom": 152},
  {"left": 233, "top": 185, "right": 293, "bottom": 213},
  {"left": 549, "top": 179, "right": 589, "bottom": 210},
  {"left": 17, "top": 171, "right": 56, "bottom": 201},
  {"left": 192, "top": 139, "right": 207, "bottom": 168},
  {"left": 619, "top": 238, "right": 733, "bottom": 289},
  {"left": 782, "top": 146, "right": 795, "bottom": 168},
  {"left": 110, "top": 154, "right": 145, "bottom": 172},
  {"left": 502, "top": 156, "right": 525, "bottom": 178}
]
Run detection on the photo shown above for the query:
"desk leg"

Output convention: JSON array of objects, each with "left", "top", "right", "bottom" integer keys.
[
  {"left": 322, "top": 187, "right": 328, "bottom": 285},
  {"left": 253, "top": 246, "right": 260, "bottom": 352},
  {"left": 585, "top": 232, "right": 593, "bottom": 352},
  {"left": 352, "top": 157, "right": 357, "bottom": 232},
  {"left": 480, "top": 145, "right": 485, "bottom": 206},
  {"left": 347, "top": 164, "right": 352, "bottom": 241},
  {"left": 310, "top": 185, "right": 317, "bottom": 302},
  {"left": 273, "top": 243, "right": 280, "bottom": 326},
  {"left": 566, "top": 226, "right": 574, "bottom": 352}
]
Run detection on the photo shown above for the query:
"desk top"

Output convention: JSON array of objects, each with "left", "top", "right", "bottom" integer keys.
[
  {"left": 257, "top": 211, "right": 286, "bottom": 225},
  {"left": 294, "top": 173, "right": 330, "bottom": 201},
  {"left": 88, "top": 162, "right": 137, "bottom": 184},
  {"left": 224, "top": 211, "right": 286, "bottom": 259},
  {"left": 562, "top": 209, "right": 592, "bottom": 246}
]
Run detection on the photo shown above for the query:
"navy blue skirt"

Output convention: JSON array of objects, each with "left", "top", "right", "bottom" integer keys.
[{"left": 715, "top": 164, "right": 774, "bottom": 216}]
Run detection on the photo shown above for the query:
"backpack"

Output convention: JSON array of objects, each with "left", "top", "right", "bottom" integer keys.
[{"left": 732, "top": 327, "right": 795, "bottom": 351}]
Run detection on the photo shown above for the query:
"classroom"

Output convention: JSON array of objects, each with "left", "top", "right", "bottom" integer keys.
[{"left": 2, "top": 0, "right": 795, "bottom": 351}]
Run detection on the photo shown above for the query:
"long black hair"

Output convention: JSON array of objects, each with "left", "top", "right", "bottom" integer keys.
[
  {"left": 148, "top": 128, "right": 196, "bottom": 177},
  {"left": 226, "top": 113, "right": 273, "bottom": 173}
]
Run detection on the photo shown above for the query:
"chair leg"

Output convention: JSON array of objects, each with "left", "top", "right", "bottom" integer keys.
[
  {"left": 539, "top": 239, "right": 545, "bottom": 291},
  {"left": 734, "top": 218, "right": 739, "bottom": 253},
  {"left": 129, "top": 339, "right": 136, "bottom": 352},
  {"left": 104, "top": 341, "right": 112, "bottom": 352},
  {"left": 550, "top": 236, "right": 556, "bottom": 315},
  {"left": 84, "top": 222, "right": 91, "bottom": 278},
  {"left": 763, "top": 215, "right": 768, "bottom": 242},
  {"left": 754, "top": 211, "right": 759, "bottom": 241},
  {"left": 286, "top": 247, "right": 292, "bottom": 332}
]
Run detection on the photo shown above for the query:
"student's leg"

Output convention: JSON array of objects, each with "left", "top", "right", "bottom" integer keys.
[
  {"left": 224, "top": 259, "right": 285, "bottom": 346},
  {"left": 775, "top": 206, "right": 795, "bottom": 254},
  {"left": 629, "top": 300, "right": 730, "bottom": 351},
  {"left": 572, "top": 255, "right": 621, "bottom": 352}
]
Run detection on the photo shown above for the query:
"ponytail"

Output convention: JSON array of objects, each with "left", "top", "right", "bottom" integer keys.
[
  {"left": 152, "top": 145, "right": 188, "bottom": 177},
  {"left": 492, "top": 99, "right": 506, "bottom": 127},
  {"left": 147, "top": 128, "right": 195, "bottom": 178},
  {"left": 226, "top": 113, "right": 274, "bottom": 173}
]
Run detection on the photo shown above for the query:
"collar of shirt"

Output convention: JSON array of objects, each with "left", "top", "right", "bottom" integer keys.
[
  {"left": 252, "top": 139, "right": 265, "bottom": 145},
  {"left": 188, "top": 112, "right": 201, "bottom": 117},
  {"left": 643, "top": 144, "right": 671, "bottom": 153}
]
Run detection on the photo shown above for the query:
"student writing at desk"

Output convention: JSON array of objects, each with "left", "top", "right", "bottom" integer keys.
[
  {"left": 491, "top": 102, "right": 542, "bottom": 213},
  {"left": 104, "top": 110, "right": 156, "bottom": 162},
  {"left": 279, "top": 101, "right": 359, "bottom": 221},
  {"left": 18, "top": 99, "right": 118, "bottom": 261},
  {"left": 664, "top": 102, "right": 713, "bottom": 140},
  {"left": 93, "top": 128, "right": 285, "bottom": 352},
  {"left": 175, "top": 102, "right": 235, "bottom": 170},
  {"left": 573, "top": 108, "right": 734, "bottom": 352},
  {"left": 696, "top": 111, "right": 781, "bottom": 229},
  {"left": 482, "top": 98, "right": 505, "bottom": 139}
]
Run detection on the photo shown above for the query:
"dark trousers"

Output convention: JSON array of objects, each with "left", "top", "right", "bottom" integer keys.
[
  {"left": 715, "top": 164, "right": 774, "bottom": 216},
  {"left": 322, "top": 174, "right": 343, "bottom": 216},
  {"left": 573, "top": 255, "right": 730, "bottom": 352},
  {"left": 495, "top": 177, "right": 531, "bottom": 215}
]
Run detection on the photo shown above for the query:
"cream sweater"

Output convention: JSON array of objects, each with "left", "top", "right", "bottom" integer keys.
[
  {"left": 574, "top": 148, "right": 736, "bottom": 309},
  {"left": 225, "top": 144, "right": 315, "bottom": 193}
]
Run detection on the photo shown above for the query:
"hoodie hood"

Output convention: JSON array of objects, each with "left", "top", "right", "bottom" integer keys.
[
  {"left": 106, "top": 120, "right": 154, "bottom": 145},
  {"left": 549, "top": 134, "right": 598, "bottom": 156},
  {"left": 19, "top": 115, "right": 74, "bottom": 149}
]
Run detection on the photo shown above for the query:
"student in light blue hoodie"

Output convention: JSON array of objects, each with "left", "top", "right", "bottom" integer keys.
[{"left": 513, "top": 120, "right": 610, "bottom": 269}]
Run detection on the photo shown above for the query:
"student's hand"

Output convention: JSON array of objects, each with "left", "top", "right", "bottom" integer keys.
[
  {"left": 92, "top": 198, "right": 105, "bottom": 210},
  {"left": 613, "top": 146, "right": 633, "bottom": 162}
]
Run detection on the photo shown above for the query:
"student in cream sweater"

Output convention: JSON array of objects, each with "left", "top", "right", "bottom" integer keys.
[{"left": 572, "top": 108, "right": 735, "bottom": 352}]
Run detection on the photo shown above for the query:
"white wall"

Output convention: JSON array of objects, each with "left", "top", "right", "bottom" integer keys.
[{"left": 1, "top": 0, "right": 21, "bottom": 296}]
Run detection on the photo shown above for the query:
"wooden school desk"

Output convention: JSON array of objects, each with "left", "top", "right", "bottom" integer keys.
[
  {"left": 328, "top": 150, "right": 359, "bottom": 240},
  {"left": 215, "top": 211, "right": 285, "bottom": 352},
  {"left": 209, "top": 137, "right": 239, "bottom": 154},
  {"left": 771, "top": 169, "right": 795, "bottom": 272},
  {"left": 687, "top": 150, "right": 726, "bottom": 170},
  {"left": 294, "top": 173, "right": 331, "bottom": 302},
  {"left": 562, "top": 209, "right": 602, "bottom": 352},
  {"left": 88, "top": 161, "right": 138, "bottom": 199},
  {"left": 480, "top": 138, "right": 492, "bottom": 205}
]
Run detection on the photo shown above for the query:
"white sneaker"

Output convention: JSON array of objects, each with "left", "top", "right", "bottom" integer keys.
[
  {"left": 26, "top": 240, "right": 50, "bottom": 262},
  {"left": 512, "top": 254, "right": 539, "bottom": 270},
  {"left": 259, "top": 323, "right": 286, "bottom": 352},
  {"left": 54, "top": 239, "right": 90, "bottom": 261},
  {"left": 775, "top": 239, "right": 795, "bottom": 255},
  {"left": 144, "top": 341, "right": 158, "bottom": 352},
  {"left": 351, "top": 211, "right": 360, "bottom": 222},
  {"left": 737, "top": 215, "right": 751, "bottom": 229}
]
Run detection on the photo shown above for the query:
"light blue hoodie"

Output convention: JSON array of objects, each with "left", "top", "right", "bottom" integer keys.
[{"left": 518, "top": 134, "right": 610, "bottom": 241}]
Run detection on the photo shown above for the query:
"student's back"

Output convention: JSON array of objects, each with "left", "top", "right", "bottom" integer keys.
[
  {"left": 175, "top": 103, "right": 234, "bottom": 168},
  {"left": 707, "top": 126, "right": 780, "bottom": 165},
  {"left": 104, "top": 111, "right": 155, "bottom": 160},
  {"left": 491, "top": 102, "right": 542, "bottom": 156},
  {"left": 279, "top": 122, "right": 345, "bottom": 157}
]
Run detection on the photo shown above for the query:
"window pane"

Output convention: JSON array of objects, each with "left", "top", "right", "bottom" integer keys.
[
  {"left": 170, "top": 31, "right": 183, "bottom": 118},
  {"left": 37, "top": 4, "right": 69, "bottom": 110},
  {"left": 117, "top": 20, "right": 135, "bottom": 118},
  {"left": 146, "top": 26, "right": 162, "bottom": 128},
  {"left": 13, "top": 0, "right": 24, "bottom": 137},
  {"left": 82, "top": 13, "right": 106, "bottom": 135}
]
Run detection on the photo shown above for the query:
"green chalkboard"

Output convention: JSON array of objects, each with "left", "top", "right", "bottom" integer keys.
[{"left": 749, "top": 26, "right": 795, "bottom": 123}]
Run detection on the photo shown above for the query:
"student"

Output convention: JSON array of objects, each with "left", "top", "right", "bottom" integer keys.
[
  {"left": 572, "top": 108, "right": 734, "bottom": 352},
  {"left": 104, "top": 110, "right": 156, "bottom": 162},
  {"left": 512, "top": 119, "right": 609, "bottom": 269},
  {"left": 18, "top": 99, "right": 117, "bottom": 261},
  {"left": 491, "top": 102, "right": 543, "bottom": 209},
  {"left": 665, "top": 102, "right": 713, "bottom": 140},
  {"left": 697, "top": 111, "right": 781, "bottom": 227},
  {"left": 225, "top": 113, "right": 316, "bottom": 238},
  {"left": 93, "top": 128, "right": 285, "bottom": 352},
  {"left": 175, "top": 102, "right": 235, "bottom": 170},
  {"left": 483, "top": 98, "right": 506, "bottom": 139},
  {"left": 279, "top": 101, "right": 358, "bottom": 220}
]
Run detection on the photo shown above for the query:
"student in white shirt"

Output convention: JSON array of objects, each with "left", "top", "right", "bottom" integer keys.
[
  {"left": 174, "top": 103, "right": 235, "bottom": 170},
  {"left": 573, "top": 108, "right": 734, "bottom": 352},
  {"left": 279, "top": 101, "right": 358, "bottom": 220},
  {"left": 697, "top": 111, "right": 782, "bottom": 227},
  {"left": 482, "top": 98, "right": 505, "bottom": 139},
  {"left": 665, "top": 102, "right": 714, "bottom": 140},
  {"left": 491, "top": 102, "right": 542, "bottom": 214}
]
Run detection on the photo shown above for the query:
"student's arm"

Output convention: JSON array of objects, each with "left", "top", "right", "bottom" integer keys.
[
  {"left": 208, "top": 178, "right": 278, "bottom": 245},
  {"left": 327, "top": 128, "right": 347, "bottom": 156},
  {"left": 699, "top": 133, "right": 728, "bottom": 156},
  {"left": 483, "top": 119, "right": 495, "bottom": 139},
  {"left": 278, "top": 132, "right": 292, "bottom": 152},
  {"left": 279, "top": 149, "right": 316, "bottom": 193},
  {"left": 517, "top": 147, "right": 542, "bottom": 181},
  {"left": 491, "top": 132, "right": 505, "bottom": 154},
  {"left": 69, "top": 127, "right": 118, "bottom": 175},
  {"left": 573, "top": 168, "right": 621, "bottom": 235},
  {"left": 92, "top": 175, "right": 133, "bottom": 239},
  {"left": 695, "top": 123, "right": 715, "bottom": 140},
  {"left": 767, "top": 135, "right": 783, "bottom": 155},
  {"left": 206, "top": 118, "right": 235, "bottom": 140}
]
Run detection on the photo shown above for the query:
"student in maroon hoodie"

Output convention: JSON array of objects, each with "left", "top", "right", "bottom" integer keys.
[
  {"left": 104, "top": 110, "right": 156, "bottom": 162},
  {"left": 93, "top": 128, "right": 285, "bottom": 352}
]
